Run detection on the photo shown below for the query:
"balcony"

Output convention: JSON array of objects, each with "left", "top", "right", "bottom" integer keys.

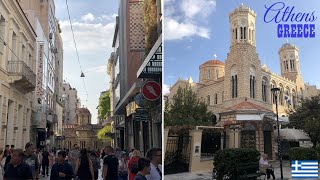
[{"left": 7, "top": 61, "right": 36, "bottom": 94}]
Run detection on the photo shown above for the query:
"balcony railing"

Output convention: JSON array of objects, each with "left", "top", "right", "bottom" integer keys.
[{"left": 7, "top": 61, "right": 36, "bottom": 93}]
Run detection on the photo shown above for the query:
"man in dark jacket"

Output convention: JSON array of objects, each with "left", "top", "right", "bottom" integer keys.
[
  {"left": 42, "top": 149, "right": 50, "bottom": 177},
  {"left": 4, "top": 149, "right": 33, "bottom": 180},
  {"left": 50, "top": 151, "right": 74, "bottom": 180}
]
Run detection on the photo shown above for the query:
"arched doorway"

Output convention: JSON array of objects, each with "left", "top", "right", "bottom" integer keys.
[
  {"left": 241, "top": 123, "right": 256, "bottom": 149},
  {"left": 263, "top": 123, "right": 273, "bottom": 159}
]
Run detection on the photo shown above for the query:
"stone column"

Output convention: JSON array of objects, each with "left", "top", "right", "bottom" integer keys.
[
  {"left": 235, "top": 129, "right": 240, "bottom": 148},
  {"left": 189, "top": 129, "right": 203, "bottom": 172}
]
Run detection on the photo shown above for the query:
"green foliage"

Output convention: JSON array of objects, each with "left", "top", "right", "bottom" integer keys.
[
  {"left": 97, "top": 125, "right": 112, "bottom": 141},
  {"left": 288, "top": 147, "right": 318, "bottom": 160},
  {"left": 213, "top": 148, "right": 260, "bottom": 180},
  {"left": 289, "top": 95, "right": 320, "bottom": 147},
  {"left": 144, "top": 0, "right": 158, "bottom": 56},
  {"left": 164, "top": 86, "right": 214, "bottom": 127},
  {"left": 98, "top": 92, "right": 110, "bottom": 120}
]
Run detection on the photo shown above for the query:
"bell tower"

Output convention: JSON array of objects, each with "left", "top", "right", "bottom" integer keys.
[{"left": 229, "top": 3, "right": 256, "bottom": 47}]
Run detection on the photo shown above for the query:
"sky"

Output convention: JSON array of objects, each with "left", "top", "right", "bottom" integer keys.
[
  {"left": 55, "top": 0, "right": 118, "bottom": 124},
  {"left": 164, "top": 0, "right": 320, "bottom": 95}
]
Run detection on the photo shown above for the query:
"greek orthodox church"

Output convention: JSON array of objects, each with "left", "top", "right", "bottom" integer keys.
[
  {"left": 167, "top": 4, "right": 320, "bottom": 158},
  {"left": 63, "top": 107, "right": 106, "bottom": 150}
]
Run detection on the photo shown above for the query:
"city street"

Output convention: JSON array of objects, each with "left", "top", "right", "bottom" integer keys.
[{"left": 164, "top": 160, "right": 319, "bottom": 180}]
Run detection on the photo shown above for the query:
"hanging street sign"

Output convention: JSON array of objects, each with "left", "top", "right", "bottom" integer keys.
[{"left": 141, "top": 81, "right": 161, "bottom": 101}]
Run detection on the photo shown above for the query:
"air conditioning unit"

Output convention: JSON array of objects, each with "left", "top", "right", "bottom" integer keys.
[{"left": 51, "top": 47, "right": 57, "bottom": 53}]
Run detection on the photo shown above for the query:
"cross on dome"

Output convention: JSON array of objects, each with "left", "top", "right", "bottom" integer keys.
[{"left": 213, "top": 54, "right": 218, "bottom": 60}]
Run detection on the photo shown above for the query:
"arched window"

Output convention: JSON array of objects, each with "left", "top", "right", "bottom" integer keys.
[
  {"left": 236, "top": 28, "right": 238, "bottom": 40},
  {"left": 271, "top": 81, "right": 277, "bottom": 104},
  {"left": 215, "top": 93, "right": 218, "bottom": 104},
  {"left": 286, "top": 61, "right": 289, "bottom": 70},
  {"left": 262, "top": 77, "right": 268, "bottom": 102},
  {"left": 208, "top": 69, "right": 211, "bottom": 79},
  {"left": 240, "top": 27, "right": 243, "bottom": 39},
  {"left": 231, "top": 65, "right": 237, "bottom": 98},
  {"left": 250, "top": 66, "right": 256, "bottom": 99},
  {"left": 244, "top": 27, "right": 246, "bottom": 40},
  {"left": 279, "top": 84, "right": 284, "bottom": 105},
  {"left": 207, "top": 95, "right": 210, "bottom": 105}
]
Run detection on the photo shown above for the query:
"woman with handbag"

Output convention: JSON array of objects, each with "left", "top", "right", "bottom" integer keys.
[
  {"left": 75, "top": 149, "right": 94, "bottom": 180},
  {"left": 118, "top": 152, "right": 129, "bottom": 180}
]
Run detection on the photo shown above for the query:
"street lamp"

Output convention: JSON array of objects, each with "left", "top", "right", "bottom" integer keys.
[{"left": 271, "top": 87, "right": 283, "bottom": 180}]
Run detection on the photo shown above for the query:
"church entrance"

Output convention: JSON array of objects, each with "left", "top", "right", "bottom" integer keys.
[
  {"left": 263, "top": 123, "right": 273, "bottom": 159},
  {"left": 240, "top": 123, "right": 256, "bottom": 149}
]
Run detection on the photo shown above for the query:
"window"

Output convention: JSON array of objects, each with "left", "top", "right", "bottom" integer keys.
[
  {"left": 244, "top": 27, "right": 246, "bottom": 40},
  {"left": 0, "top": 17, "right": 5, "bottom": 59},
  {"left": 215, "top": 69, "right": 219, "bottom": 79},
  {"left": 214, "top": 93, "right": 218, "bottom": 104},
  {"left": 250, "top": 66, "right": 256, "bottom": 99},
  {"left": 249, "top": 29, "right": 251, "bottom": 40},
  {"left": 11, "top": 32, "right": 17, "bottom": 60},
  {"left": 250, "top": 75, "right": 255, "bottom": 98},
  {"left": 232, "top": 75, "right": 238, "bottom": 98},
  {"left": 279, "top": 85, "right": 284, "bottom": 105},
  {"left": 286, "top": 61, "right": 289, "bottom": 70},
  {"left": 236, "top": 28, "right": 238, "bottom": 39},
  {"left": 208, "top": 69, "right": 211, "bottom": 79},
  {"left": 240, "top": 27, "right": 243, "bottom": 39},
  {"left": 207, "top": 95, "right": 210, "bottom": 105},
  {"left": 283, "top": 61, "right": 286, "bottom": 71},
  {"left": 271, "top": 82, "right": 276, "bottom": 104},
  {"left": 262, "top": 79, "right": 267, "bottom": 102}
]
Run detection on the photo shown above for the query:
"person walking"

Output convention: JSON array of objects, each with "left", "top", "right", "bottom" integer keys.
[
  {"left": 0, "top": 149, "right": 4, "bottom": 180},
  {"left": 68, "top": 144, "right": 80, "bottom": 173},
  {"left": 102, "top": 146, "right": 119, "bottom": 180},
  {"left": 50, "top": 151, "right": 74, "bottom": 180},
  {"left": 89, "top": 151, "right": 100, "bottom": 180},
  {"left": 75, "top": 149, "right": 94, "bottom": 180},
  {"left": 259, "top": 153, "right": 275, "bottom": 179},
  {"left": 118, "top": 152, "right": 129, "bottom": 180},
  {"left": 36, "top": 150, "right": 42, "bottom": 176},
  {"left": 146, "top": 148, "right": 162, "bottom": 180},
  {"left": 23, "top": 142, "right": 39, "bottom": 180},
  {"left": 134, "top": 158, "right": 151, "bottom": 180},
  {"left": 128, "top": 150, "right": 141, "bottom": 180},
  {"left": 42, "top": 149, "right": 50, "bottom": 177},
  {"left": 4, "top": 149, "right": 33, "bottom": 180}
]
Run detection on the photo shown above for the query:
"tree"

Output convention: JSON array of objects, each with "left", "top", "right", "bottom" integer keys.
[
  {"left": 97, "top": 125, "right": 112, "bottom": 141},
  {"left": 164, "top": 86, "right": 215, "bottom": 133},
  {"left": 289, "top": 95, "right": 320, "bottom": 148},
  {"left": 98, "top": 92, "right": 110, "bottom": 120}
]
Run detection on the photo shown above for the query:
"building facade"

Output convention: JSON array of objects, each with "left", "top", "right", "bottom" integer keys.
[
  {"left": 109, "top": 0, "right": 162, "bottom": 155},
  {"left": 167, "top": 4, "right": 320, "bottom": 158},
  {"left": 0, "top": 0, "right": 37, "bottom": 149},
  {"left": 63, "top": 108, "right": 105, "bottom": 150},
  {"left": 62, "top": 82, "right": 81, "bottom": 125}
]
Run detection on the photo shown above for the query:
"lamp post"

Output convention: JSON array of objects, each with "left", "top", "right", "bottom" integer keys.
[{"left": 271, "top": 87, "right": 283, "bottom": 179}]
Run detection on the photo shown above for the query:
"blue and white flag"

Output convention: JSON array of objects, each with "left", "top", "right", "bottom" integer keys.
[{"left": 291, "top": 160, "right": 319, "bottom": 178}]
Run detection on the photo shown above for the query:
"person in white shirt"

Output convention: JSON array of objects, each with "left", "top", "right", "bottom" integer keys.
[
  {"left": 259, "top": 153, "right": 275, "bottom": 179},
  {"left": 145, "top": 148, "right": 162, "bottom": 180}
]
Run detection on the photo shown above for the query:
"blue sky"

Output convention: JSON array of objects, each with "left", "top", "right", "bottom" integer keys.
[
  {"left": 164, "top": 0, "right": 320, "bottom": 94},
  {"left": 55, "top": 0, "right": 118, "bottom": 123}
]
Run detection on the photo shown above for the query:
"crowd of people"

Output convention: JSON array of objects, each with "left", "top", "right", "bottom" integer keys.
[{"left": 0, "top": 143, "right": 162, "bottom": 180}]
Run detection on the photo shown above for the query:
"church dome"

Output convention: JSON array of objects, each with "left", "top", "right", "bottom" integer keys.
[
  {"left": 200, "top": 60, "right": 224, "bottom": 67},
  {"left": 77, "top": 107, "right": 91, "bottom": 115},
  {"left": 281, "top": 43, "right": 296, "bottom": 48}
]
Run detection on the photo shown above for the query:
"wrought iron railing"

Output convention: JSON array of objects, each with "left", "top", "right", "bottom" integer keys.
[{"left": 7, "top": 61, "right": 36, "bottom": 87}]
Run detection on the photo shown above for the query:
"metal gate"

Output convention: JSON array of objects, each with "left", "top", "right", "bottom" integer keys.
[{"left": 164, "top": 135, "right": 191, "bottom": 175}]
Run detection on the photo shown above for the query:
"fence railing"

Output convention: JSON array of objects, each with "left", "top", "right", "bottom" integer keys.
[{"left": 7, "top": 61, "right": 36, "bottom": 87}]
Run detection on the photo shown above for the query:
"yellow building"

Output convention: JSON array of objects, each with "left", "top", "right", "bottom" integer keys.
[
  {"left": 167, "top": 4, "right": 320, "bottom": 159},
  {"left": 0, "top": 0, "right": 37, "bottom": 149},
  {"left": 63, "top": 107, "right": 106, "bottom": 150}
]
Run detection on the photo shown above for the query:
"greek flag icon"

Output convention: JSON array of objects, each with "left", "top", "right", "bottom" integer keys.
[{"left": 291, "top": 160, "right": 319, "bottom": 178}]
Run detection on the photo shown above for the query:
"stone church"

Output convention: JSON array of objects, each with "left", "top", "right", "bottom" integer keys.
[
  {"left": 167, "top": 4, "right": 320, "bottom": 159},
  {"left": 63, "top": 107, "right": 106, "bottom": 150}
]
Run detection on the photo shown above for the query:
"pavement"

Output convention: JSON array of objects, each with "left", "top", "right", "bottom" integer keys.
[{"left": 164, "top": 160, "right": 319, "bottom": 180}]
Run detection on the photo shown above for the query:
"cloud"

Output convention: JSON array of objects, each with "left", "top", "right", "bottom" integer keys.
[
  {"left": 163, "top": 84, "right": 170, "bottom": 95},
  {"left": 165, "top": 18, "right": 210, "bottom": 40},
  {"left": 85, "top": 65, "right": 107, "bottom": 73},
  {"left": 164, "top": 0, "right": 216, "bottom": 41},
  {"left": 81, "top": 13, "right": 95, "bottom": 22},
  {"left": 59, "top": 20, "right": 115, "bottom": 53}
]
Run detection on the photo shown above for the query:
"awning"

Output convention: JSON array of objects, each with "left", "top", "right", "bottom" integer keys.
[
  {"left": 275, "top": 128, "right": 310, "bottom": 141},
  {"left": 235, "top": 114, "right": 289, "bottom": 123},
  {"left": 114, "top": 81, "right": 142, "bottom": 114},
  {"left": 137, "top": 34, "right": 162, "bottom": 78}
]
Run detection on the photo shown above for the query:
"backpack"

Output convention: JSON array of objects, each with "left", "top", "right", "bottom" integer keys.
[{"left": 130, "top": 160, "right": 139, "bottom": 174}]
